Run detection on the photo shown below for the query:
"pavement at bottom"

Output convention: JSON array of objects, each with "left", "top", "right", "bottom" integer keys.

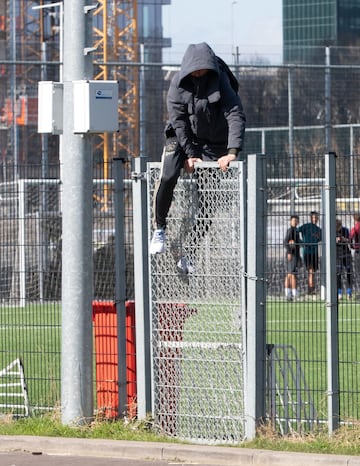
[
  {"left": 1, "top": 452, "right": 170, "bottom": 466},
  {"left": 0, "top": 435, "right": 360, "bottom": 466}
]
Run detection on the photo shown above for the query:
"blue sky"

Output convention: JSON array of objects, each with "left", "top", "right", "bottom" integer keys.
[{"left": 162, "top": 0, "right": 283, "bottom": 64}]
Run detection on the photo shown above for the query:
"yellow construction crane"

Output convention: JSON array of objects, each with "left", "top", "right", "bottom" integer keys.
[
  {"left": 93, "top": 0, "right": 139, "bottom": 209},
  {"left": 93, "top": 0, "right": 139, "bottom": 164},
  {"left": 2, "top": 0, "right": 139, "bottom": 183}
]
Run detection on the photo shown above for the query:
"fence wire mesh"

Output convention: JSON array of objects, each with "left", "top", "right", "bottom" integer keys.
[
  {"left": 2, "top": 56, "right": 360, "bottom": 168},
  {"left": 0, "top": 153, "right": 360, "bottom": 436},
  {"left": 148, "top": 162, "right": 245, "bottom": 443},
  {"left": 0, "top": 163, "right": 134, "bottom": 416},
  {"left": 1, "top": 50, "right": 360, "bottom": 434},
  {"left": 265, "top": 153, "right": 360, "bottom": 434}
]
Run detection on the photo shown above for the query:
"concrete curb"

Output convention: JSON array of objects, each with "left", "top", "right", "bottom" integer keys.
[{"left": 0, "top": 436, "right": 359, "bottom": 466}]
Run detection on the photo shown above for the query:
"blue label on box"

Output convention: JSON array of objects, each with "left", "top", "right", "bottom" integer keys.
[{"left": 95, "top": 90, "right": 112, "bottom": 99}]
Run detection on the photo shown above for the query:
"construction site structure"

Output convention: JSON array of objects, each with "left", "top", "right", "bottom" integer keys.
[{"left": 0, "top": 0, "right": 171, "bottom": 181}]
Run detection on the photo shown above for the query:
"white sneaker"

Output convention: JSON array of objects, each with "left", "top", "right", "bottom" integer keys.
[
  {"left": 177, "top": 256, "right": 195, "bottom": 275},
  {"left": 150, "top": 229, "right": 166, "bottom": 254}
]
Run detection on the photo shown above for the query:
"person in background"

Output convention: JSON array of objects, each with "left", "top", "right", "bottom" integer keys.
[
  {"left": 298, "top": 211, "right": 322, "bottom": 295},
  {"left": 149, "top": 42, "right": 246, "bottom": 274},
  {"left": 284, "top": 214, "right": 301, "bottom": 301},
  {"left": 350, "top": 213, "right": 360, "bottom": 295},
  {"left": 336, "top": 218, "right": 352, "bottom": 300}
]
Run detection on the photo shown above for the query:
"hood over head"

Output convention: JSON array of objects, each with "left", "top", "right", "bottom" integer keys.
[{"left": 179, "top": 42, "right": 219, "bottom": 86}]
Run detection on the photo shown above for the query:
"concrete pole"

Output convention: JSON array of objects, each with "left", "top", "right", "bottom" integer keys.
[{"left": 61, "top": 0, "right": 94, "bottom": 425}]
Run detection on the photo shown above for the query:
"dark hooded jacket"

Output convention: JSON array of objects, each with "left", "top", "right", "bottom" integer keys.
[{"left": 166, "top": 42, "right": 246, "bottom": 159}]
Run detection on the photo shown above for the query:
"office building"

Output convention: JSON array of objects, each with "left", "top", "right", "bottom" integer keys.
[{"left": 283, "top": 0, "right": 360, "bottom": 63}]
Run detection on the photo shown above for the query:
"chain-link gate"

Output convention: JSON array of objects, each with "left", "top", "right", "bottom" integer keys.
[{"left": 148, "top": 162, "right": 246, "bottom": 443}]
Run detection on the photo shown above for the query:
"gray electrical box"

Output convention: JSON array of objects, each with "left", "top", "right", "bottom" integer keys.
[
  {"left": 73, "top": 80, "right": 119, "bottom": 133},
  {"left": 38, "top": 81, "right": 63, "bottom": 134}
]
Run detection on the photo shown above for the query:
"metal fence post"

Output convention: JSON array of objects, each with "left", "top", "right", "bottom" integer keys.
[
  {"left": 18, "top": 179, "right": 26, "bottom": 308},
  {"left": 288, "top": 68, "right": 295, "bottom": 212},
  {"left": 132, "top": 156, "right": 152, "bottom": 418},
  {"left": 245, "top": 153, "right": 267, "bottom": 439},
  {"left": 113, "top": 158, "right": 127, "bottom": 416},
  {"left": 324, "top": 151, "right": 339, "bottom": 434},
  {"left": 325, "top": 48, "right": 332, "bottom": 152},
  {"left": 239, "top": 160, "right": 248, "bottom": 408}
]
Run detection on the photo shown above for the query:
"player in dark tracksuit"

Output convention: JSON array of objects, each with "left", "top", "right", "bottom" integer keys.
[
  {"left": 284, "top": 215, "right": 302, "bottom": 301},
  {"left": 336, "top": 218, "right": 352, "bottom": 300},
  {"left": 149, "top": 42, "right": 246, "bottom": 271},
  {"left": 298, "top": 211, "right": 322, "bottom": 295}
]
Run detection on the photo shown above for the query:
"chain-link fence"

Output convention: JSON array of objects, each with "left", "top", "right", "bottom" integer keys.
[
  {"left": 145, "top": 152, "right": 360, "bottom": 440},
  {"left": 148, "top": 162, "right": 245, "bottom": 443},
  {"left": 1, "top": 154, "right": 360, "bottom": 439},
  {"left": 1, "top": 46, "right": 360, "bottom": 436}
]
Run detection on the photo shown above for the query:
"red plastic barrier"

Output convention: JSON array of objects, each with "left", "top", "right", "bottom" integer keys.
[{"left": 92, "top": 300, "right": 136, "bottom": 418}]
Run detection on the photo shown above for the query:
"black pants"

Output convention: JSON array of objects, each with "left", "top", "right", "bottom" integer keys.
[
  {"left": 337, "top": 256, "right": 352, "bottom": 290},
  {"left": 154, "top": 140, "right": 227, "bottom": 229}
]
